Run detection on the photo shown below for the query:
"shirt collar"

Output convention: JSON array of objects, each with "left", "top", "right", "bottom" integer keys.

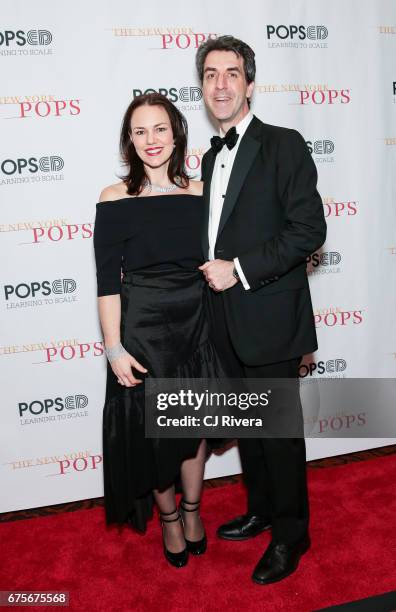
[{"left": 219, "top": 111, "right": 253, "bottom": 138}]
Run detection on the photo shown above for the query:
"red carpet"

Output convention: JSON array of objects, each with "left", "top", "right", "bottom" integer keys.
[{"left": 1, "top": 454, "right": 396, "bottom": 612}]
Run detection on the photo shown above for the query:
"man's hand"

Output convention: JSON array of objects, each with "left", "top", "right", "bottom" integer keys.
[{"left": 199, "top": 260, "right": 238, "bottom": 292}]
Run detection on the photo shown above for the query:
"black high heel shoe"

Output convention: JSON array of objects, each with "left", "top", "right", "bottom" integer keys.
[
  {"left": 179, "top": 498, "right": 207, "bottom": 555},
  {"left": 159, "top": 509, "right": 188, "bottom": 568}
]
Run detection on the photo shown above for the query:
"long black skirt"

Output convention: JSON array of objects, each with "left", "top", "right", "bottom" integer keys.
[{"left": 102, "top": 267, "right": 224, "bottom": 532}]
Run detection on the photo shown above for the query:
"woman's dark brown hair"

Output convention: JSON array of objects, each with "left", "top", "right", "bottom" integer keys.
[{"left": 119, "top": 93, "right": 189, "bottom": 195}]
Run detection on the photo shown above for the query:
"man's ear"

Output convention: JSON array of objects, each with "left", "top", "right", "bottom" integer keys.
[{"left": 247, "top": 81, "right": 255, "bottom": 100}]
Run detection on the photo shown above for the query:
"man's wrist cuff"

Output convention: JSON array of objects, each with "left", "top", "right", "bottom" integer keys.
[{"left": 233, "top": 257, "right": 251, "bottom": 290}]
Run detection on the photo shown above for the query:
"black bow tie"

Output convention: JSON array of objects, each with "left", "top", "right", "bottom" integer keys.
[{"left": 210, "top": 126, "right": 239, "bottom": 154}]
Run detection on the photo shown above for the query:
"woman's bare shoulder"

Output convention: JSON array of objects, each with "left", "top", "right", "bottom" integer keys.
[
  {"left": 186, "top": 180, "right": 203, "bottom": 196},
  {"left": 98, "top": 181, "right": 128, "bottom": 203}
]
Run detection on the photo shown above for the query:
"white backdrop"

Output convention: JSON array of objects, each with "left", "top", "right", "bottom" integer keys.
[{"left": 1, "top": 0, "right": 395, "bottom": 513}]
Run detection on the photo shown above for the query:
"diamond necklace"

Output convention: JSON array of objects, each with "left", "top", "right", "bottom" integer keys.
[{"left": 143, "top": 179, "right": 178, "bottom": 194}]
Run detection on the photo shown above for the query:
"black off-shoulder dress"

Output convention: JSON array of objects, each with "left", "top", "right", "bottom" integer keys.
[{"left": 93, "top": 194, "right": 224, "bottom": 532}]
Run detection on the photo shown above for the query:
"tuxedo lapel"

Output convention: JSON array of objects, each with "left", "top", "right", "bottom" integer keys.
[
  {"left": 216, "top": 131, "right": 260, "bottom": 242},
  {"left": 201, "top": 149, "right": 215, "bottom": 258}
]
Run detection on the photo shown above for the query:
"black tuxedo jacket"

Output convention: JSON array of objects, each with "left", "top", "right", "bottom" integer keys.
[{"left": 201, "top": 115, "right": 327, "bottom": 366}]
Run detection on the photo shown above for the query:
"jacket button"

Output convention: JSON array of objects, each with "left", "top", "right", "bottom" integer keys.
[
  {"left": 274, "top": 276, "right": 279, "bottom": 280},
  {"left": 260, "top": 280, "right": 265, "bottom": 286}
]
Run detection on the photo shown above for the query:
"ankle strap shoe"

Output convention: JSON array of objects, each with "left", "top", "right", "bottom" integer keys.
[
  {"left": 179, "top": 499, "right": 207, "bottom": 556},
  {"left": 159, "top": 509, "right": 188, "bottom": 568}
]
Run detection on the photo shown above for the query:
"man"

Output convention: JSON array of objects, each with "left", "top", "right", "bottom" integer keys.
[{"left": 196, "top": 36, "right": 326, "bottom": 585}]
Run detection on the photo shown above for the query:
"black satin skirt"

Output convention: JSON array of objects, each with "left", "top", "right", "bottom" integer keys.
[{"left": 102, "top": 267, "right": 225, "bottom": 532}]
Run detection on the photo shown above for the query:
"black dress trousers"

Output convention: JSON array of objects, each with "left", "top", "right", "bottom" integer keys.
[{"left": 208, "top": 289, "right": 309, "bottom": 546}]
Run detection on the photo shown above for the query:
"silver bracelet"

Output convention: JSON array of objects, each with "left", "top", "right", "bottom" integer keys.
[{"left": 105, "top": 342, "right": 127, "bottom": 363}]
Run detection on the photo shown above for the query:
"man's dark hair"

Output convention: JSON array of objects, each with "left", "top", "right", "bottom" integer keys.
[{"left": 196, "top": 35, "right": 256, "bottom": 84}]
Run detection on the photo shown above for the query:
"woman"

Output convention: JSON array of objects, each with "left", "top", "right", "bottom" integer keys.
[{"left": 93, "top": 93, "right": 223, "bottom": 568}]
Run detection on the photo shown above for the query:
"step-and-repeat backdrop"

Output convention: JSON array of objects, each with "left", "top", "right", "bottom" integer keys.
[{"left": 1, "top": 0, "right": 395, "bottom": 512}]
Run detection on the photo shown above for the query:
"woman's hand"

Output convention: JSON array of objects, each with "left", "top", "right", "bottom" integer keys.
[{"left": 110, "top": 351, "right": 148, "bottom": 387}]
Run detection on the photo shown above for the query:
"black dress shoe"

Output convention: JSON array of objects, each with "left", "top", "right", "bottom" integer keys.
[
  {"left": 252, "top": 537, "right": 310, "bottom": 585},
  {"left": 217, "top": 514, "right": 271, "bottom": 541}
]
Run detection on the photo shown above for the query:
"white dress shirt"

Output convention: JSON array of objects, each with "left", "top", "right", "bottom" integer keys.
[{"left": 208, "top": 111, "right": 253, "bottom": 290}]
